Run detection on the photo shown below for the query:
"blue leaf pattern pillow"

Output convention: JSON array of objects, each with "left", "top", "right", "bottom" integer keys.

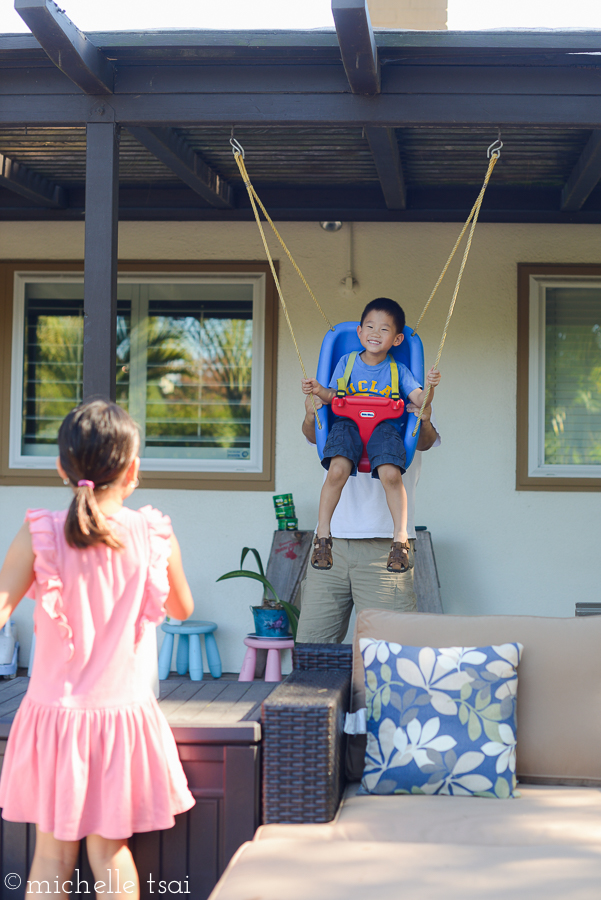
[{"left": 359, "top": 639, "right": 523, "bottom": 798}]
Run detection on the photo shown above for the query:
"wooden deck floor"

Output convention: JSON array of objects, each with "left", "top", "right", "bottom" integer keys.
[{"left": 0, "top": 671, "right": 276, "bottom": 729}]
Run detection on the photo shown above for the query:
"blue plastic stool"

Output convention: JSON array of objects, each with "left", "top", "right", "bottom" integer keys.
[{"left": 158, "top": 620, "right": 222, "bottom": 681}]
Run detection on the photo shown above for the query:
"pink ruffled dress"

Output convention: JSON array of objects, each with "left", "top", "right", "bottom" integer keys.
[{"left": 0, "top": 505, "right": 195, "bottom": 841}]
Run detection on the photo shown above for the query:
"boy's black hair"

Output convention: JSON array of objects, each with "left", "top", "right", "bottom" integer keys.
[{"left": 360, "top": 298, "right": 405, "bottom": 335}]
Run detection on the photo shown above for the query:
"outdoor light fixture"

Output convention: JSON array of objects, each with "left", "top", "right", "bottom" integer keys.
[{"left": 320, "top": 221, "right": 343, "bottom": 232}]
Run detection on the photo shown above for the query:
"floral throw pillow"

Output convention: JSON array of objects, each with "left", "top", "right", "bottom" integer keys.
[{"left": 358, "top": 639, "right": 523, "bottom": 799}]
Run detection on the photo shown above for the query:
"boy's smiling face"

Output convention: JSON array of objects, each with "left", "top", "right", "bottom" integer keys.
[{"left": 357, "top": 309, "right": 404, "bottom": 362}]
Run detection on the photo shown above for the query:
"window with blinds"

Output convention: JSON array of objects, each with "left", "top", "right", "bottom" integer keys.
[
  {"left": 12, "top": 275, "right": 265, "bottom": 473},
  {"left": 522, "top": 271, "right": 601, "bottom": 486},
  {"left": 544, "top": 287, "right": 601, "bottom": 467}
]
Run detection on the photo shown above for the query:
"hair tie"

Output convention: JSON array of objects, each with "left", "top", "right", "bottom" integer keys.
[{"left": 78, "top": 480, "right": 95, "bottom": 489}]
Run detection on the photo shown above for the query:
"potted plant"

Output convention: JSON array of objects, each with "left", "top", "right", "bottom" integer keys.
[{"left": 217, "top": 547, "right": 300, "bottom": 640}]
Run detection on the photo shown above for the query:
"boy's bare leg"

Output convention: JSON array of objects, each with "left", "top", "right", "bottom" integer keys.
[
  {"left": 377, "top": 463, "right": 408, "bottom": 544},
  {"left": 316, "top": 456, "right": 353, "bottom": 538}
]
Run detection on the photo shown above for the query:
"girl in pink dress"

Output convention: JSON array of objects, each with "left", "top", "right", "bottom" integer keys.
[{"left": 0, "top": 399, "right": 195, "bottom": 898}]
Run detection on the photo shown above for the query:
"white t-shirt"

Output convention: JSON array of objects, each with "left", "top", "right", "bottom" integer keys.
[{"left": 311, "top": 413, "right": 441, "bottom": 540}]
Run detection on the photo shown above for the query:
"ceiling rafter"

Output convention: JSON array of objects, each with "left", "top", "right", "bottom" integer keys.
[
  {"left": 331, "top": 0, "right": 380, "bottom": 95},
  {"left": 560, "top": 130, "right": 601, "bottom": 211},
  {"left": 0, "top": 151, "right": 66, "bottom": 207},
  {"left": 364, "top": 127, "right": 406, "bottom": 210},
  {"left": 331, "top": 3, "right": 406, "bottom": 209},
  {"left": 14, "top": 0, "right": 234, "bottom": 209},
  {"left": 15, "top": 0, "right": 114, "bottom": 94},
  {"left": 127, "top": 127, "right": 233, "bottom": 209}
]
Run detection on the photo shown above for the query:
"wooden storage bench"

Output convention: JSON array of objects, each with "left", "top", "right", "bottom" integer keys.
[{"left": 0, "top": 675, "right": 275, "bottom": 900}]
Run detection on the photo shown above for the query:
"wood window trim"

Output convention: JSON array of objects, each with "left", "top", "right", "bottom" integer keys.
[
  {"left": 0, "top": 260, "right": 278, "bottom": 491},
  {"left": 517, "top": 263, "right": 601, "bottom": 492}
]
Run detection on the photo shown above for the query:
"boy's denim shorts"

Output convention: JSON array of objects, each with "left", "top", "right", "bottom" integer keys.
[{"left": 321, "top": 417, "right": 406, "bottom": 479}]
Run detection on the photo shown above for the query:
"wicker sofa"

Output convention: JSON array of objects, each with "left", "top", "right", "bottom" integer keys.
[{"left": 209, "top": 611, "right": 601, "bottom": 900}]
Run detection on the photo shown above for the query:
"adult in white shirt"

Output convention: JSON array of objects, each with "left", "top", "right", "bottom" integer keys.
[{"left": 296, "top": 396, "right": 441, "bottom": 643}]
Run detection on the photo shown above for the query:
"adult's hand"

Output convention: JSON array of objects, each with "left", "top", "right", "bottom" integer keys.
[
  {"left": 407, "top": 401, "right": 439, "bottom": 452},
  {"left": 302, "top": 393, "right": 323, "bottom": 445}
]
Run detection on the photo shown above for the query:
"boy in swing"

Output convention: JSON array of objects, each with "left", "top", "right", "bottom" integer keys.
[{"left": 302, "top": 298, "right": 440, "bottom": 574}]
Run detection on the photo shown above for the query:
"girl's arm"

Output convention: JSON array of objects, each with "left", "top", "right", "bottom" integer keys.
[
  {"left": 301, "top": 378, "right": 336, "bottom": 405},
  {"left": 407, "top": 366, "right": 441, "bottom": 410},
  {"left": 165, "top": 534, "right": 194, "bottom": 621},
  {"left": 0, "top": 523, "right": 35, "bottom": 631}
]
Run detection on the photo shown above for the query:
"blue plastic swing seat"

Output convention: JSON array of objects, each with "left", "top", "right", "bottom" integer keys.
[{"left": 315, "top": 321, "right": 424, "bottom": 471}]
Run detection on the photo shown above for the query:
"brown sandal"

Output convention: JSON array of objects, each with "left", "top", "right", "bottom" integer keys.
[
  {"left": 387, "top": 541, "right": 413, "bottom": 574},
  {"left": 311, "top": 535, "right": 333, "bottom": 570}
]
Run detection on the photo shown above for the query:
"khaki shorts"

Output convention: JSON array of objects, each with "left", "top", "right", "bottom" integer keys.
[{"left": 296, "top": 538, "right": 417, "bottom": 644}]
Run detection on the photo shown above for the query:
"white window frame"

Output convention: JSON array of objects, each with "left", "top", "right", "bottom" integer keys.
[
  {"left": 527, "top": 273, "right": 601, "bottom": 480},
  {"left": 9, "top": 270, "right": 266, "bottom": 475}
]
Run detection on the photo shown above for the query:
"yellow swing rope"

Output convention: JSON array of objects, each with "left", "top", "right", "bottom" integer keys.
[
  {"left": 411, "top": 142, "right": 501, "bottom": 436},
  {"left": 232, "top": 141, "right": 333, "bottom": 428}
]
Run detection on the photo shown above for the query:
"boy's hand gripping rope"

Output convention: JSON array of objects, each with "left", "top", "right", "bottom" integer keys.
[
  {"left": 410, "top": 139, "right": 502, "bottom": 437},
  {"left": 231, "top": 138, "right": 334, "bottom": 429}
]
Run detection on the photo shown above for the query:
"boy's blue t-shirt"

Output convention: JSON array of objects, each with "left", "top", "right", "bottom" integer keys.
[{"left": 329, "top": 352, "right": 421, "bottom": 434}]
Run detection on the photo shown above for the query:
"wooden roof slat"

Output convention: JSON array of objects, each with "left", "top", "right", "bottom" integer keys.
[
  {"left": 182, "top": 126, "right": 378, "bottom": 185},
  {"left": 0, "top": 124, "right": 594, "bottom": 191}
]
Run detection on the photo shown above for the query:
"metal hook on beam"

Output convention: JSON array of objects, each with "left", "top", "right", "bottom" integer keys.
[
  {"left": 230, "top": 137, "right": 245, "bottom": 158},
  {"left": 487, "top": 131, "right": 503, "bottom": 159}
]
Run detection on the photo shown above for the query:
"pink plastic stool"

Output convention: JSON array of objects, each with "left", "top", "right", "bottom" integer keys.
[{"left": 239, "top": 636, "right": 295, "bottom": 683}]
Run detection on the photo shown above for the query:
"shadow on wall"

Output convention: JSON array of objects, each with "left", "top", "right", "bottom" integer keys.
[{"left": 434, "top": 537, "right": 494, "bottom": 617}]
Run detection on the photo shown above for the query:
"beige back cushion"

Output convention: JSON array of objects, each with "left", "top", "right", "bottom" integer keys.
[{"left": 347, "top": 610, "right": 601, "bottom": 785}]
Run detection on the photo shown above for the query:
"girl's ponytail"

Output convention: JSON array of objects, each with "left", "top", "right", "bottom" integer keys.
[
  {"left": 66, "top": 479, "right": 123, "bottom": 551},
  {"left": 59, "top": 400, "right": 140, "bottom": 550}
]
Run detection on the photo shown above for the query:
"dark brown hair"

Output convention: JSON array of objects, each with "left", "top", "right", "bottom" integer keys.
[{"left": 58, "top": 399, "right": 140, "bottom": 550}]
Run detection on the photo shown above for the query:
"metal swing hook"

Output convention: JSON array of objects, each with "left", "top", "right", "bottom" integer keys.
[
  {"left": 487, "top": 137, "right": 503, "bottom": 159},
  {"left": 230, "top": 137, "right": 245, "bottom": 158}
]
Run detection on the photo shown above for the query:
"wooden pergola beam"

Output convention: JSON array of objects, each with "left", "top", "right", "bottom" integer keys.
[
  {"left": 15, "top": 0, "right": 114, "bottom": 95},
  {"left": 5, "top": 91, "right": 601, "bottom": 128},
  {"left": 560, "top": 130, "right": 601, "bottom": 211},
  {"left": 0, "top": 152, "right": 66, "bottom": 207},
  {"left": 14, "top": 1, "right": 234, "bottom": 209},
  {"left": 127, "top": 126, "right": 233, "bottom": 209},
  {"left": 364, "top": 127, "right": 406, "bottom": 209},
  {"left": 83, "top": 123, "right": 119, "bottom": 401},
  {"left": 331, "top": 0, "right": 380, "bottom": 95}
]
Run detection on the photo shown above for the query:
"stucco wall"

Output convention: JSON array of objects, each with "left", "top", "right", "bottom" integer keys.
[{"left": 1, "top": 219, "right": 599, "bottom": 672}]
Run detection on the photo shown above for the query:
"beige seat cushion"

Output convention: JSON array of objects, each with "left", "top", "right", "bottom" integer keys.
[
  {"left": 209, "top": 838, "right": 601, "bottom": 900},
  {"left": 256, "top": 783, "right": 601, "bottom": 847},
  {"left": 347, "top": 611, "right": 601, "bottom": 784}
]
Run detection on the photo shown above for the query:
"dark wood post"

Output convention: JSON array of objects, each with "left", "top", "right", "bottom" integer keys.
[{"left": 83, "top": 122, "right": 119, "bottom": 401}]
